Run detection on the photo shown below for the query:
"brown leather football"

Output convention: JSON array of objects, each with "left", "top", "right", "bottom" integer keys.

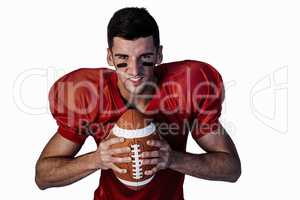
[{"left": 109, "top": 109, "right": 160, "bottom": 190}]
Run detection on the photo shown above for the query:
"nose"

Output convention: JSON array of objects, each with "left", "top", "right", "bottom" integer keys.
[{"left": 127, "top": 59, "right": 140, "bottom": 77}]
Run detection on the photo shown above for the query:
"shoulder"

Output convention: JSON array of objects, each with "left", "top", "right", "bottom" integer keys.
[
  {"left": 48, "top": 67, "right": 115, "bottom": 111},
  {"left": 157, "top": 60, "right": 223, "bottom": 87},
  {"left": 50, "top": 67, "right": 114, "bottom": 94},
  {"left": 52, "top": 67, "right": 114, "bottom": 85}
]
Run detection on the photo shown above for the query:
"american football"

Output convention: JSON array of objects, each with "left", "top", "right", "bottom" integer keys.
[{"left": 109, "top": 109, "right": 160, "bottom": 190}]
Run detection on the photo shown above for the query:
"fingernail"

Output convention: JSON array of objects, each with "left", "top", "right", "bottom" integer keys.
[
  {"left": 123, "top": 169, "right": 127, "bottom": 173},
  {"left": 120, "top": 138, "right": 124, "bottom": 142},
  {"left": 147, "top": 141, "right": 151, "bottom": 145}
]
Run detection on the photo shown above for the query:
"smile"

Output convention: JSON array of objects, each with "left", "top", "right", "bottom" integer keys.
[{"left": 128, "top": 77, "right": 144, "bottom": 86}]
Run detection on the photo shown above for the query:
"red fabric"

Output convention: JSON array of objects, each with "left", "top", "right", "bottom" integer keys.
[{"left": 48, "top": 60, "right": 224, "bottom": 200}]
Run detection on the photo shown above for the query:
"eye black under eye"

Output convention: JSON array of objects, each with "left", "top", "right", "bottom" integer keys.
[
  {"left": 142, "top": 62, "right": 154, "bottom": 67},
  {"left": 116, "top": 63, "right": 128, "bottom": 68}
]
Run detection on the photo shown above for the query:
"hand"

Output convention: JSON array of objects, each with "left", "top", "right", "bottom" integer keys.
[
  {"left": 94, "top": 136, "right": 131, "bottom": 174},
  {"left": 141, "top": 138, "right": 173, "bottom": 176}
]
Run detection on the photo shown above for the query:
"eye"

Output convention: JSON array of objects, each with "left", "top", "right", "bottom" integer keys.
[
  {"left": 142, "top": 55, "right": 153, "bottom": 59},
  {"left": 116, "top": 55, "right": 128, "bottom": 60}
]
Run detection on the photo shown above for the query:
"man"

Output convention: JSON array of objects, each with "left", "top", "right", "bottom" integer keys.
[{"left": 35, "top": 7, "right": 241, "bottom": 200}]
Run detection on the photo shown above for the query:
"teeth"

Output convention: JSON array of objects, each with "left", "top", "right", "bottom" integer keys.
[{"left": 130, "top": 77, "right": 142, "bottom": 81}]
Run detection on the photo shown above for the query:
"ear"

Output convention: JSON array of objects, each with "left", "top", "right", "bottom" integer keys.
[
  {"left": 107, "top": 48, "right": 114, "bottom": 66},
  {"left": 156, "top": 45, "right": 163, "bottom": 65}
]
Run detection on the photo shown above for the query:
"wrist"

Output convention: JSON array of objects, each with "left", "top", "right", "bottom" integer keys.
[
  {"left": 169, "top": 150, "right": 180, "bottom": 170},
  {"left": 87, "top": 151, "right": 102, "bottom": 170}
]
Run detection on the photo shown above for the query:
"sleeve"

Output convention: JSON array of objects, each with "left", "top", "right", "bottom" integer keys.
[
  {"left": 189, "top": 61, "right": 225, "bottom": 140},
  {"left": 48, "top": 71, "right": 99, "bottom": 144}
]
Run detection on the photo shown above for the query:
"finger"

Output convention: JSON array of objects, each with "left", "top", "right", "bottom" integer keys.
[
  {"left": 142, "top": 158, "right": 160, "bottom": 166},
  {"left": 157, "top": 161, "right": 168, "bottom": 169},
  {"left": 101, "top": 154, "right": 112, "bottom": 162},
  {"left": 144, "top": 166, "right": 158, "bottom": 176},
  {"left": 100, "top": 137, "right": 125, "bottom": 149},
  {"left": 111, "top": 156, "right": 132, "bottom": 163},
  {"left": 110, "top": 164, "right": 127, "bottom": 174},
  {"left": 148, "top": 140, "right": 171, "bottom": 151},
  {"left": 141, "top": 150, "right": 160, "bottom": 158},
  {"left": 147, "top": 139, "right": 164, "bottom": 148},
  {"left": 108, "top": 147, "right": 131, "bottom": 155}
]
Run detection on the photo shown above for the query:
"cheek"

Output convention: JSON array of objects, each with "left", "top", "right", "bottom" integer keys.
[
  {"left": 116, "top": 68, "right": 129, "bottom": 78},
  {"left": 116, "top": 73, "right": 127, "bottom": 84},
  {"left": 119, "top": 75, "right": 127, "bottom": 83}
]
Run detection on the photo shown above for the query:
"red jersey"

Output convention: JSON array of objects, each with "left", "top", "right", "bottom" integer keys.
[{"left": 49, "top": 60, "right": 224, "bottom": 200}]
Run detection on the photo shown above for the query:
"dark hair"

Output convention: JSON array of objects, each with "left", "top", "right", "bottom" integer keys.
[{"left": 107, "top": 7, "right": 160, "bottom": 49}]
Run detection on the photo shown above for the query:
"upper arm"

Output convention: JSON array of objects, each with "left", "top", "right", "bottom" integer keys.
[
  {"left": 195, "top": 125, "right": 239, "bottom": 156},
  {"left": 38, "top": 132, "right": 83, "bottom": 160},
  {"left": 48, "top": 69, "right": 100, "bottom": 145}
]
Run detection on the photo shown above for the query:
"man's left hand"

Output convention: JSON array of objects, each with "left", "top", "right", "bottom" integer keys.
[{"left": 141, "top": 138, "right": 173, "bottom": 176}]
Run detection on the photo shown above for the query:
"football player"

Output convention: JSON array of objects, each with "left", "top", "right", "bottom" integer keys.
[{"left": 35, "top": 7, "right": 241, "bottom": 200}]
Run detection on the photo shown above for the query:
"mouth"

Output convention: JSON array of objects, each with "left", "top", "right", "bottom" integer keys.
[{"left": 128, "top": 76, "right": 144, "bottom": 86}]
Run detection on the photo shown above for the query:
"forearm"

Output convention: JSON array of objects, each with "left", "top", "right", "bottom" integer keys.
[
  {"left": 169, "top": 151, "right": 241, "bottom": 182},
  {"left": 35, "top": 151, "right": 98, "bottom": 189}
]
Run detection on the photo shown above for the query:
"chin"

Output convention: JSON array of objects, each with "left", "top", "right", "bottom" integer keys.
[{"left": 127, "top": 84, "right": 145, "bottom": 95}]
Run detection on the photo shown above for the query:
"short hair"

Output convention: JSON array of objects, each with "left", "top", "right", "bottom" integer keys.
[{"left": 107, "top": 7, "right": 160, "bottom": 49}]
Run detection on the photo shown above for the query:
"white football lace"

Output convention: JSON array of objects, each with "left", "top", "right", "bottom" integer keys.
[{"left": 131, "top": 144, "right": 143, "bottom": 179}]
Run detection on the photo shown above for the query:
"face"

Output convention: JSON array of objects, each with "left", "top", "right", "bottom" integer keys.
[{"left": 107, "top": 36, "right": 163, "bottom": 96}]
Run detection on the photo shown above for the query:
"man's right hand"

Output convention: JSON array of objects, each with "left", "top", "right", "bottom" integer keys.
[
  {"left": 94, "top": 137, "right": 131, "bottom": 174},
  {"left": 35, "top": 132, "right": 131, "bottom": 189}
]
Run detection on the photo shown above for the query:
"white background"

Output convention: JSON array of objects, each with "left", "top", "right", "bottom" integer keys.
[{"left": 0, "top": 0, "right": 299, "bottom": 199}]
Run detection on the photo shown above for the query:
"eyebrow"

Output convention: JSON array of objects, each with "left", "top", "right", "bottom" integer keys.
[
  {"left": 140, "top": 52, "right": 154, "bottom": 57},
  {"left": 114, "top": 52, "right": 154, "bottom": 57},
  {"left": 114, "top": 53, "right": 128, "bottom": 57}
]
